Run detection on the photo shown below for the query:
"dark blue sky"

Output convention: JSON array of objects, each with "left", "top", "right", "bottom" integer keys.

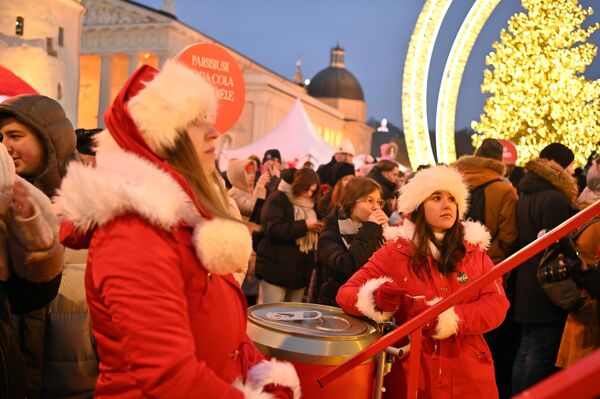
[{"left": 138, "top": 0, "right": 600, "bottom": 130}]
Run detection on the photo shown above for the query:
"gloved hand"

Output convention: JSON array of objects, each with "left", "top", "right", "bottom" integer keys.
[
  {"left": 374, "top": 282, "right": 406, "bottom": 312},
  {"left": 262, "top": 383, "right": 294, "bottom": 399}
]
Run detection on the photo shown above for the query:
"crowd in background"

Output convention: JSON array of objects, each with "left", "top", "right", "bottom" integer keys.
[{"left": 0, "top": 60, "right": 598, "bottom": 398}]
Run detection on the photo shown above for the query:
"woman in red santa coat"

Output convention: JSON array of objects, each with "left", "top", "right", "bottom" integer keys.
[
  {"left": 336, "top": 165, "right": 509, "bottom": 399},
  {"left": 55, "top": 61, "right": 301, "bottom": 399}
]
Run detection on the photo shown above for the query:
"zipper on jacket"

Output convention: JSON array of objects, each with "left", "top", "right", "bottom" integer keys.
[{"left": 494, "top": 280, "right": 502, "bottom": 295}]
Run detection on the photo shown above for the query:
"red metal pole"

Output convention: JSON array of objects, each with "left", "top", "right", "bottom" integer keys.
[
  {"left": 318, "top": 200, "right": 600, "bottom": 388},
  {"left": 512, "top": 348, "right": 600, "bottom": 399},
  {"left": 406, "top": 329, "right": 422, "bottom": 399}
]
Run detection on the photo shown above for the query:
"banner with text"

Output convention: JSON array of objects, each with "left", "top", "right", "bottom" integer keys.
[{"left": 176, "top": 43, "right": 245, "bottom": 134}]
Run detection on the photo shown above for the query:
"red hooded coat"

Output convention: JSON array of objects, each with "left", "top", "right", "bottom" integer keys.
[{"left": 336, "top": 219, "right": 509, "bottom": 399}]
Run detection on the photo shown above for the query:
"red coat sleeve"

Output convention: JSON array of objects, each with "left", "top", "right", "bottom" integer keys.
[
  {"left": 336, "top": 242, "right": 395, "bottom": 316},
  {"left": 454, "top": 251, "right": 509, "bottom": 335},
  {"left": 90, "top": 215, "right": 244, "bottom": 399}
]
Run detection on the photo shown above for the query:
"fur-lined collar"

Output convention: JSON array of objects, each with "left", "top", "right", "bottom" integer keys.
[
  {"left": 55, "top": 151, "right": 252, "bottom": 276},
  {"left": 454, "top": 155, "right": 506, "bottom": 179},
  {"left": 525, "top": 158, "right": 579, "bottom": 204},
  {"left": 55, "top": 151, "right": 197, "bottom": 233},
  {"left": 383, "top": 219, "right": 491, "bottom": 258}
]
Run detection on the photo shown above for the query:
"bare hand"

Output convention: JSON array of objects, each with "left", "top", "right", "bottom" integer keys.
[
  {"left": 306, "top": 218, "right": 324, "bottom": 233},
  {"left": 256, "top": 173, "right": 270, "bottom": 188},
  {"left": 367, "top": 209, "right": 389, "bottom": 226},
  {"left": 11, "top": 181, "right": 35, "bottom": 219}
]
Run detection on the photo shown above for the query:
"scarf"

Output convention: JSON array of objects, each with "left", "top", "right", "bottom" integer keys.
[{"left": 278, "top": 180, "right": 318, "bottom": 253}]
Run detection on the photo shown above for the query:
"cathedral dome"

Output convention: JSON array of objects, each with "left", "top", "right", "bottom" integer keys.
[{"left": 307, "top": 45, "right": 364, "bottom": 101}]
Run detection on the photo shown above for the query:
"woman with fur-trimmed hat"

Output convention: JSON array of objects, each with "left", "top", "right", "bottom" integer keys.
[
  {"left": 56, "top": 61, "right": 300, "bottom": 398},
  {"left": 337, "top": 165, "right": 509, "bottom": 399}
]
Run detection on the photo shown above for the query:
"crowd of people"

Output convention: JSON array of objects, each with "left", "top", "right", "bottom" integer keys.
[{"left": 0, "top": 60, "right": 597, "bottom": 398}]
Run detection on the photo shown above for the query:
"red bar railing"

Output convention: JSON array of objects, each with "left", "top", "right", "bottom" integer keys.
[
  {"left": 513, "top": 347, "right": 600, "bottom": 399},
  {"left": 318, "top": 200, "right": 600, "bottom": 398}
]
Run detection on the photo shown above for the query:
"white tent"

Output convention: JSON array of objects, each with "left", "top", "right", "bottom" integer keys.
[{"left": 218, "top": 99, "right": 334, "bottom": 170}]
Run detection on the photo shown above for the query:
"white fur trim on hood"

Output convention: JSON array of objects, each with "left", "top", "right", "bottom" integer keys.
[
  {"left": 398, "top": 165, "right": 469, "bottom": 220},
  {"left": 356, "top": 277, "right": 396, "bottom": 323},
  {"left": 383, "top": 219, "right": 491, "bottom": 252},
  {"left": 127, "top": 60, "right": 217, "bottom": 155},
  {"left": 55, "top": 151, "right": 251, "bottom": 275},
  {"left": 247, "top": 359, "right": 301, "bottom": 399}
]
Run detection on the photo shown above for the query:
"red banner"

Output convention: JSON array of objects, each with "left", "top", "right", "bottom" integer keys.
[{"left": 176, "top": 43, "right": 245, "bottom": 134}]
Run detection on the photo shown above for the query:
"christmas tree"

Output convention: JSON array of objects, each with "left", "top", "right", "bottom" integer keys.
[{"left": 472, "top": 0, "right": 600, "bottom": 166}]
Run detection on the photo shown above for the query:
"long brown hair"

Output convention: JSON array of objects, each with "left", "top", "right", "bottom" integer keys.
[
  {"left": 291, "top": 168, "right": 321, "bottom": 201},
  {"left": 408, "top": 203, "right": 466, "bottom": 280},
  {"left": 164, "top": 131, "right": 231, "bottom": 219},
  {"left": 339, "top": 177, "right": 383, "bottom": 218}
]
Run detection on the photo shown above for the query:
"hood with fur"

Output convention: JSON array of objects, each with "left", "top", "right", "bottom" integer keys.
[
  {"left": 520, "top": 158, "right": 579, "bottom": 204},
  {"left": 454, "top": 155, "right": 506, "bottom": 189},
  {"left": 383, "top": 218, "right": 491, "bottom": 259}
]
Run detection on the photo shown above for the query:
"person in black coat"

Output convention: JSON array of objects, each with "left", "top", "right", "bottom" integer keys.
[
  {"left": 316, "top": 139, "right": 355, "bottom": 186},
  {"left": 317, "top": 177, "right": 388, "bottom": 307},
  {"left": 317, "top": 161, "right": 355, "bottom": 218},
  {"left": 255, "top": 168, "right": 323, "bottom": 303},
  {"left": 512, "top": 143, "right": 579, "bottom": 395},
  {"left": 367, "top": 160, "right": 401, "bottom": 216}
]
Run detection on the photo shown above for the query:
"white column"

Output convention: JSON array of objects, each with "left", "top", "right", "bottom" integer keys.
[
  {"left": 128, "top": 52, "right": 139, "bottom": 76},
  {"left": 97, "top": 53, "right": 112, "bottom": 128}
]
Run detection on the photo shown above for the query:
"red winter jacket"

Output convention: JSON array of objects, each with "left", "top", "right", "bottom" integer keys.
[
  {"left": 337, "top": 219, "right": 509, "bottom": 399},
  {"left": 57, "top": 151, "right": 301, "bottom": 399}
]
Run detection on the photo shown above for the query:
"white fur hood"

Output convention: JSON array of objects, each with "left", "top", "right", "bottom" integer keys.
[
  {"left": 55, "top": 151, "right": 252, "bottom": 275},
  {"left": 383, "top": 219, "right": 491, "bottom": 257}
]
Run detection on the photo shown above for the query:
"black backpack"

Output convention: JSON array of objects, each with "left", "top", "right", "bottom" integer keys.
[{"left": 465, "top": 179, "right": 503, "bottom": 225}]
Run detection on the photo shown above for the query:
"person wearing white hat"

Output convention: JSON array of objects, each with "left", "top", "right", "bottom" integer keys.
[
  {"left": 337, "top": 165, "right": 509, "bottom": 399},
  {"left": 316, "top": 138, "right": 356, "bottom": 186},
  {"left": 56, "top": 61, "right": 300, "bottom": 398}
]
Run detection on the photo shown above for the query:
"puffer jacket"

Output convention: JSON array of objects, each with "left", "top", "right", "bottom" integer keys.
[
  {"left": 0, "top": 177, "right": 62, "bottom": 399},
  {"left": 317, "top": 208, "right": 383, "bottom": 306},
  {"left": 227, "top": 159, "right": 265, "bottom": 217}
]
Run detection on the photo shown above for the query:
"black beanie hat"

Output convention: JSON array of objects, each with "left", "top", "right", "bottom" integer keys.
[
  {"left": 474, "top": 138, "right": 503, "bottom": 161},
  {"left": 263, "top": 148, "right": 281, "bottom": 163},
  {"left": 330, "top": 161, "right": 355, "bottom": 186},
  {"left": 539, "top": 143, "right": 575, "bottom": 168}
]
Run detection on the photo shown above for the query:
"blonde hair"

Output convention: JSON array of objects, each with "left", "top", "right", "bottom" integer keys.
[{"left": 164, "top": 130, "right": 231, "bottom": 219}]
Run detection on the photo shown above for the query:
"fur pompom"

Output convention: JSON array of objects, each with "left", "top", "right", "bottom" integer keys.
[
  {"left": 356, "top": 277, "right": 395, "bottom": 323},
  {"left": 127, "top": 60, "right": 217, "bottom": 155},
  {"left": 432, "top": 306, "right": 460, "bottom": 340},
  {"left": 192, "top": 218, "right": 252, "bottom": 275},
  {"left": 248, "top": 359, "right": 301, "bottom": 399}
]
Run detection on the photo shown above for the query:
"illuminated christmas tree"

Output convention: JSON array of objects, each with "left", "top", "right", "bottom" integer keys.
[{"left": 472, "top": 0, "right": 600, "bottom": 166}]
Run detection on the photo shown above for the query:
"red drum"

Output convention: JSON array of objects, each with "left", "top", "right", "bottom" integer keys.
[{"left": 247, "top": 303, "right": 382, "bottom": 399}]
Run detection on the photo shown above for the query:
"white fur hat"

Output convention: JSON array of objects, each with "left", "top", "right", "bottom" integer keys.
[
  {"left": 336, "top": 138, "right": 356, "bottom": 156},
  {"left": 127, "top": 60, "right": 217, "bottom": 155},
  {"left": 397, "top": 165, "right": 469, "bottom": 219}
]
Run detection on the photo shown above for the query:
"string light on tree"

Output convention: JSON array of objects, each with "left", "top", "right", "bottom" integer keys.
[{"left": 472, "top": 0, "right": 600, "bottom": 166}]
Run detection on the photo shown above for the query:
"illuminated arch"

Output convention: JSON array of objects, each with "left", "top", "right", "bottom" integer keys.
[{"left": 402, "top": 0, "right": 502, "bottom": 167}]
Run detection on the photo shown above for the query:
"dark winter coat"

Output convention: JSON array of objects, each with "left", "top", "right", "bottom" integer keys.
[
  {"left": 367, "top": 167, "right": 397, "bottom": 216},
  {"left": 316, "top": 156, "right": 337, "bottom": 186},
  {"left": 317, "top": 208, "right": 384, "bottom": 307},
  {"left": 515, "top": 158, "right": 579, "bottom": 324},
  {"left": 255, "top": 191, "right": 315, "bottom": 289}
]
